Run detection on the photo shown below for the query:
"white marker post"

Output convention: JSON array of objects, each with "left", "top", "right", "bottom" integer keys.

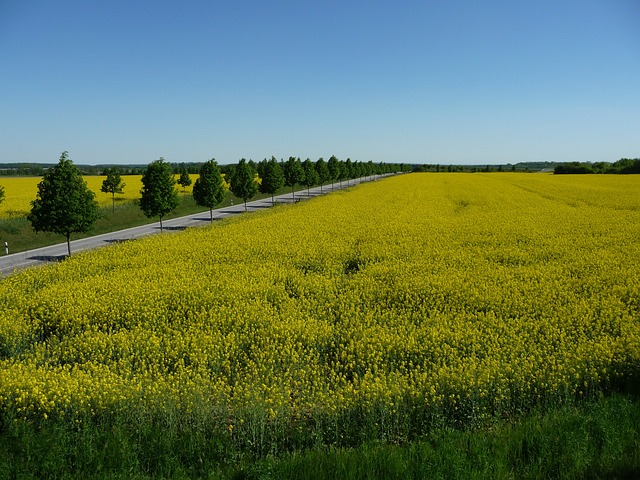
[{"left": 4, "top": 242, "right": 7, "bottom": 255}]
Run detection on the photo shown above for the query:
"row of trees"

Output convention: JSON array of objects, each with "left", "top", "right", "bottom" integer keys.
[
  {"left": 24, "top": 153, "right": 402, "bottom": 256},
  {"left": 253, "top": 156, "right": 406, "bottom": 205}
]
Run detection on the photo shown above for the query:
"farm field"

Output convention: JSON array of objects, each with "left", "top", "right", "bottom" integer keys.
[{"left": 1, "top": 173, "right": 639, "bottom": 477}]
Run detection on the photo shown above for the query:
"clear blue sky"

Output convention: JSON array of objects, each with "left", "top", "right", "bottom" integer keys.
[{"left": 1, "top": 0, "right": 638, "bottom": 166}]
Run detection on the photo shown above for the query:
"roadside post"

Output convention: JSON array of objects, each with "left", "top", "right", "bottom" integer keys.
[{"left": 4, "top": 242, "right": 7, "bottom": 255}]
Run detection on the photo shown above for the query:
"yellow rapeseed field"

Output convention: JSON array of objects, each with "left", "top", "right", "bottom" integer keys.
[
  {"left": 0, "top": 174, "right": 200, "bottom": 219},
  {"left": 0, "top": 173, "right": 638, "bottom": 444}
]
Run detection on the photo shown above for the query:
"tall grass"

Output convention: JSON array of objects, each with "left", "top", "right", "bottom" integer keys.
[{"left": 1, "top": 393, "right": 638, "bottom": 479}]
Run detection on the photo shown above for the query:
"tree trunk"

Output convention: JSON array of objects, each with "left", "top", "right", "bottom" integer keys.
[
  {"left": 244, "top": 199, "right": 247, "bottom": 212},
  {"left": 291, "top": 185, "right": 295, "bottom": 201},
  {"left": 112, "top": 193, "right": 115, "bottom": 213},
  {"left": 271, "top": 194, "right": 275, "bottom": 206},
  {"left": 159, "top": 216, "right": 163, "bottom": 232},
  {"left": 66, "top": 232, "right": 71, "bottom": 257},
  {"left": 209, "top": 208, "right": 213, "bottom": 223}
]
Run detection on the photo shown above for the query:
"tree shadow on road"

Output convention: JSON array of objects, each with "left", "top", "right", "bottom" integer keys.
[
  {"left": 102, "top": 239, "right": 131, "bottom": 244},
  {"left": 27, "top": 255, "right": 67, "bottom": 262},
  {"left": 155, "top": 226, "right": 187, "bottom": 231}
]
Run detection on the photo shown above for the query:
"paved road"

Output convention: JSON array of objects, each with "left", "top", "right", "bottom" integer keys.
[{"left": 0, "top": 176, "right": 386, "bottom": 277}]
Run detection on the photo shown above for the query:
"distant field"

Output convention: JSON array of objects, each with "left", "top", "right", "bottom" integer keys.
[
  {"left": 1, "top": 173, "right": 639, "bottom": 476},
  {"left": 0, "top": 174, "right": 200, "bottom": 218}
]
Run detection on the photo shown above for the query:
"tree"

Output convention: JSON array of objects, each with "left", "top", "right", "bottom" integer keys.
[
  {"left": 177, "top": 164, "right": 192, "bottom": 194},
  {"left": 259, "top": 157, "right": 285, "bottom": 206},
  {"left": 327, "top": 155, "right": 340, "bottom": 191},
  {"left": 27, "top": 151, "right": 99, "bottom": 257},
  {"left": 100, "top": 167, "right": 126, "bottom": 213},
  {"left": 0, "top": 184, "right": 4, "bottom": 207},
  {"left": 337, "top": 160, "right": 348, "bottom": 187},
  {"left": 283, "top": 156, "right": 304, "bottom": 201},
  {"left": 193, "top": 159, "right": 225, "bottom": 222},
  {"left": 229, "top": 158, "right": 258, "bottom": 211},
  {"left": 139, "top": 158, "right": 179, "bottom": 232},
  {"left": 301, "top": 158, "right": 318, "bottom": 196},
  {"left": 365, "top": 161, "right": 375, "bottom": 181},
  {"left": 315, "top": 157, "right": 330, "bottom": 193},
  {"left": 344, "top": 158, "right": 354, "bottom": 186}
]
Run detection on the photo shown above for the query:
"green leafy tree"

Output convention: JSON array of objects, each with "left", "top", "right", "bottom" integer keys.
[
  {"left": 177, "top": 164, "right": 192, "bottom": 194},
  {"left": 27, "top": 151, "right": 99, "bottom": 256},
  {"left": 100, "top": 167, "right": 126, "bottom": 213},
  {"left": 139, "top": 157, "right": 179, "bottom": 232},
  {"left": 344, "top": 158, "right": 354, "bottom": 186},
  {"left": 364, "top": 160, "right": 374, "bottom": 181},
  {"left": 327, "top": 155, "right": 340, "bottom": 191},
  {"left": 283, "top": 156, "right": 304, "bottom": 201},
  {"left": 193, "top": 159, "right": 226, "bottom": 222},
  {"left": 354, "top": 161, "right": 364, "bottom": 181},
  {"left": 259, "top": 156, "right": 285, "bottom": 206},
  {"left": 315, "top": 157, "right": 330, "bottom": 193},
  {"left": 337, "top": 160, "right": 348, "bottom": 188},
  {"left": 301, "top": 158, "right": 318, "bottom": 196},
  {"left": 229, "top": 158, "right": 258, "bottom": 211}
]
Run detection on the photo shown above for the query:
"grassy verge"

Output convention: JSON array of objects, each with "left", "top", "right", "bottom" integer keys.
[
  {"left": 1, "top": 393, "right": 638, "bottom": 479},
  {"left": 0, "top": 184, "right": 327, "bottom": 255}
]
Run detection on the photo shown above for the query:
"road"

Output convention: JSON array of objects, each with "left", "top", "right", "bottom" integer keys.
[{"left": 0, "top": 176, "right": 385, "bottom": 277}]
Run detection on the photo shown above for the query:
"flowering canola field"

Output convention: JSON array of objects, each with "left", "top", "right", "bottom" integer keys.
[
  {"left": 0, "top": 174, "right": 201, "bottom": 219},
  {"left": 0, "top": 173, "right": 639, "bottom": 446}
]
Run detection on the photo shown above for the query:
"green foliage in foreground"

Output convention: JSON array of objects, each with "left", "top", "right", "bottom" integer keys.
[{"left": 1, "top": 393, "right": 638, "bottom": 479}]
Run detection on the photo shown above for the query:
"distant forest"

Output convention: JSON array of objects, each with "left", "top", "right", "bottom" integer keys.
[{"left": 553, "top": 158, "right": 640, "bottom": 174}]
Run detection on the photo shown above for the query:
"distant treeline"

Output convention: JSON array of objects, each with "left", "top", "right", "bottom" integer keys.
[
  {"left": 0, "top": 163, "right": 147, "bottom": 176},
  {"left": 553, "top": 158, "right": 640, "bottom": 174},
  {"left": 4, "top": 158, "right": 638, "bottom": 176},
  {"left": 0, "top": 163, "right": 56, "bottom": 176},
  {"left": 412, "top": 162, "right": 558, "bottom": 173}
]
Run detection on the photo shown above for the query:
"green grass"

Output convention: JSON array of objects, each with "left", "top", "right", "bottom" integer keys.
[
  {"left": 1, "top": 393, "right": 638, "bottom": 479},
  {"left": 0, "top": 185, "right": 325, "bottom": 255}
]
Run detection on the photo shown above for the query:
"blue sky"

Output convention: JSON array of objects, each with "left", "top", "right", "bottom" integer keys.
[{"left": 1, "top": 0, "right": 638, "bottom": 166}]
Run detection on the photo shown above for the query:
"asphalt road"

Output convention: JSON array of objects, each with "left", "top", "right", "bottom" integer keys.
[{"left": 0, "top": 176, "right": 385, "bottom": 277}]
